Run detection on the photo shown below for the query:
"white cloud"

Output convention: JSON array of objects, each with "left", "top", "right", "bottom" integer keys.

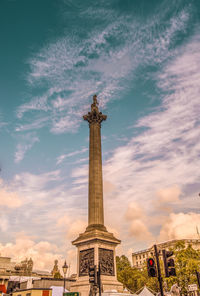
[
  {"left": 71, "top": 165, "right": 87, "bottom": 179},
  {"left": 15, "top": 133, "right": 39, "bottom": 163},
  {"left": 14, "top": 170, "right": 61, "bottom": 191},
  {"left": 16, "top": 116, "right": 49, "bottom": 132},
  {"left": 51, "top": 115, "right": 80, "bottom": 134},
  {"left": 124, "top": 202, "right": 153, "bottom": 242},
  {"left": 129, "top": 220, "right": 153, "bottom": 242},
  {"left": 56, "top": 214, "right": 87, "bottom": 240},
  {"left": 156, "top": 186, "right": 181, "bottom": 204},
  {"left": 56, "top": 147, "right": 88, "bottom": 165},
  {"left": 66, "top": 249, "right": 77, "bottom": 275},
  {"left": 103, "top": 180, "right": 116, "bottom": 195},
  {"left": 66, "top": 220, "right": 87, "bottom": 239},
  {"left": 0, "top": 233, "right": 63, "bottom": 271},
  {"left": 16, "top": 2, "right": 191, "bottom": 135},
  {"left": 0, "top": 216, "right": 9, "bottom": 232},
  {"left": 0, "top": 178, "right": 23, "bottom": 209},
  {"left": 101, "top": 32, "right": 200, "bottom": 244},
  {"left": 159, "top": 212, "right": 200, "bottom": 241},
  {"left": 107, "top": 226, "right": 120, "bottom": 239},
  {"left": 125, "top": 202, "right": 145, "bottom": 221},
  {"left": 154, "top": 185, "right": 181, "bottom": 212}
]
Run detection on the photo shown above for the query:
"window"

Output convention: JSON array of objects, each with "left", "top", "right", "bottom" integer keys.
[
  {"left": 143, "top": 254, "right": 145, "bottom": 258},
  {"left": 139, "top": 255, "right": 141, "bottom": 259},
  {"left": 136, "top": 262, "right": 138, "bottom": 266},
  {"left": 26, "top": 293, "right": 31, "bottom": 296},
  {"left": 136, "top": 256, "right": 138, "bottom": 260}
]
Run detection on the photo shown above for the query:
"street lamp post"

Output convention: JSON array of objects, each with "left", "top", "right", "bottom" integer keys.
[{"left": 62, "top": 261, "right": 68, "bottom": 293}]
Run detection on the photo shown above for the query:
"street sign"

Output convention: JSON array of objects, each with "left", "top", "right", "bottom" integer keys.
[{"left": 188, "top": 284, "right": 198, "bottom": 291}]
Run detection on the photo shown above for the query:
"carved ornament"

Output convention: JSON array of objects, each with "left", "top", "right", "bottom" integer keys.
[
  {"left": 83, "top": 95, "right": 107, "bottom": 125},
  {"left": 99, "top": 248, "right": 114, "bottom": 276},
  {"left": 79, "top": 248, "right": 94, "bottom": 276}
]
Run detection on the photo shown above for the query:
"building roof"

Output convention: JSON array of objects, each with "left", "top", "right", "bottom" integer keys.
[
  {"left": 132, "top": 238, "right": 200, "bottom": 255},
  {"left": 9, "top": 276, "right": 41, "bottom": 282}
]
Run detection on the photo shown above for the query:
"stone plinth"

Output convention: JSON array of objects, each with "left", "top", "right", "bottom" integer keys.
[{"left": 70, "top": 229, "right": 123, "bottom": 296}]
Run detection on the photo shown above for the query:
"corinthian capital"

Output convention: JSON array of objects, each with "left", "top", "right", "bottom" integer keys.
[{"left": 83, "top": 95, "right": 107, "bottom": 124}]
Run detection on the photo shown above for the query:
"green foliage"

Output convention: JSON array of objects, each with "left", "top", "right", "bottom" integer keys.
[
  {"left": 164, "top": 242, "right": 200, "bottom": 294},
  {"left": 116, "top": 255, "right": 159, "bottom": 293},
  {"left": 116, "top": 243, "right": 200, "bottom": 294}
]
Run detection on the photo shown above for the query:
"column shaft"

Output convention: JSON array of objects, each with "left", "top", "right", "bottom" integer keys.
[{"left": 88, "top": 122, "right": 104, "bottom": 226}]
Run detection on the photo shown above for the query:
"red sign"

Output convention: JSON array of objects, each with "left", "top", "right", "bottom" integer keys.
[{"left": 0, "top": 285, "right": 7, "bottom": 293}]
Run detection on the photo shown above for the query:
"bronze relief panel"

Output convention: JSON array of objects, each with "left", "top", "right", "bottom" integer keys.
[
  {"left": 79, "top": 248, "right": 94, "bottom": 276},
  {"left": 99, "top": 248, "right": 114, "bottom": 276}
]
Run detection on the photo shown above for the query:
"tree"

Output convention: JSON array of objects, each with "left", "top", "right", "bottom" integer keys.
[
  {"left": 116, "top": 255, "right": 131, "bottom": 272},
  {"left": 164, "top": 241, "right": 200, "bottom": 294},
  {"left": 116, "top": 255, "right": 159, "bottom": 293},
  {"left": 116, "top": 244, "right": 200, "bottom": 294}
]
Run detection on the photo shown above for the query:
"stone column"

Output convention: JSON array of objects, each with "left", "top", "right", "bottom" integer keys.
[
  {"left": 83, "top": 95, "right": 107, "bottom": 231},
  {"left": 71, "top": 95, "right": 123, "bottom": 296}
]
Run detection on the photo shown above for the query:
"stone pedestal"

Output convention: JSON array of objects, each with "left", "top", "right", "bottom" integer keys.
[{"left": 70, "top": 229, "right": 123, "bottom": 296}]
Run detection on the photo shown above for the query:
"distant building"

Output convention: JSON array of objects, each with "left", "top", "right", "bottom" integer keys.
[
  {"left": 0, "top": 255, "right": 76, "bottom": 294},
  {"left": 28, "top": 277, "right": 75, "bottom": 291},
  {"left": 0, "top": 255, "right": 51, "bottom": 294},
  {"left": 0, "top": 256, "right": 16, "bottom": 274},
  {"left": 7, "top": 276, "right": 76, "bottom": 294},
  {"left": 132, "top": 238, "right": 200, "bottom": 268},
  {"left": 0, "top": 255, "right": 33, "bottom": 276},
  {"left": 11, "top": 287, "right": 52, "bottom": 296}
]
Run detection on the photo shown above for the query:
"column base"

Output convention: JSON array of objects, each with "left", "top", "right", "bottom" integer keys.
[{"left": 86, "top": 224, "right": 107, "bottom": 232}]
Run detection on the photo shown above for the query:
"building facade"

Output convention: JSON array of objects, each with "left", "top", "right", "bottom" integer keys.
[
  {"left": 0, "top": 255, "right": 52, "bottom": 294},
  {"left": 11, "top": 288, "right": 52, "bottom": 296},
  {"left": 132, "top": 239, "right": 200, "bottom": 268}
]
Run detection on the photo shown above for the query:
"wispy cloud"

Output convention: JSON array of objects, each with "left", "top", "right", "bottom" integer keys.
[
  {"left": 14, "top": 170, "right": 61, "bottom": 192},
  {"left": 100, "top": 31, "right": 200, "bottom": 244},
  {"left": 56, "top": 147, "right": 88, "bottom": 164},
  {"left": 16, "top": 116, "right": 49, "bottom": 132},
  {"left": 15, "top": 133, "right": 39, "bottom": 163},
  {"left": 16, "top": 1, "right": 191, "bottom": 135}
]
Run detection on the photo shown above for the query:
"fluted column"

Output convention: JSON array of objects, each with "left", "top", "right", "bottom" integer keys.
[{"left": 83, "top": 95, "right": 107, "bottom": 231}]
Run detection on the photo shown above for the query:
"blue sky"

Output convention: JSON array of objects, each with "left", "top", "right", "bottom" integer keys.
[{"left": 0, "top": 0, "right": 200, "bottom": 273}]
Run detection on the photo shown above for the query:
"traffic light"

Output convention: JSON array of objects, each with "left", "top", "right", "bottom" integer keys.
[
  {"left": 147, "top": 258, "right": 157, "bottom": 277},
  {"left": 162, "top": 250, "right": 176, "bottom": 277},
  {"left": 89, "top": 265, "right": 97, "bottom": 285},
  {"left": 97, "top": 264, "right": 101, "bottom": 290}
]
